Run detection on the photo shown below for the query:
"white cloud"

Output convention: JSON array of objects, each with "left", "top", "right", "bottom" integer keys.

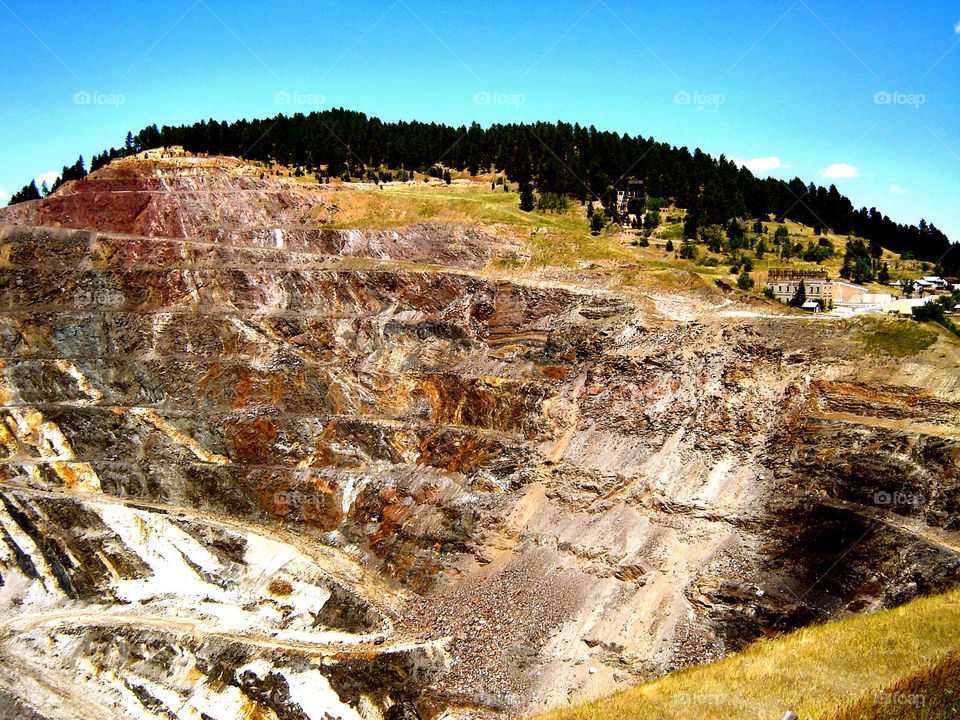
[
  {"left": 889, "top": 184, "right": 907, "bottom": 194},
  {"left": 733, "top": 156, "right": 789, "bottom": 173},
  {"left": 821, "top": 163, "right": 860, "bottom": 179},
  {"left": 34, "top": 171, "right": 59, "bottom": 191},
  {"left": 955, "top": 19, "right": 960, "bottom": 34},
  {"left": 0, "top": 187, "right": 6, "bottom": 202}
]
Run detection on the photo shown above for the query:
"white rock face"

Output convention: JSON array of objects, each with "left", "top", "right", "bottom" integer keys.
[{"left": 0, "top": 487, "right": 445, "bottom": 720}]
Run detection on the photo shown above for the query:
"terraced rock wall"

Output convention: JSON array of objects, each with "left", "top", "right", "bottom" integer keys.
[{"left": 0, "top": 154, "right": 957, "bottom": 719}]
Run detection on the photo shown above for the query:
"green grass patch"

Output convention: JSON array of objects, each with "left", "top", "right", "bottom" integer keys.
[
  {"left": 856, "top": 317, "right": 939, "bottom": 357},
  {"left": 935, "top": 317, "right": 960, "bottom": 340},
  {"left": 323, "top": 183, "right": 642, "bottom": 267}
]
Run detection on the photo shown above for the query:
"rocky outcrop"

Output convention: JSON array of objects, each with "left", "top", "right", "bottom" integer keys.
[
  {"left": 0, "top": 151, "right": 519, "bottom": 270},
  {"left": 0, "top": 153, "right": 958, "bottom": 719}
]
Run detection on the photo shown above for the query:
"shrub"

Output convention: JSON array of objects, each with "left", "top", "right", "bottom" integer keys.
[
  {"left": 590, "top": 211, "right": 605, "bottom": 235},
  {"left": 678, "top": 240, "right": 698, "bottom": 260}
]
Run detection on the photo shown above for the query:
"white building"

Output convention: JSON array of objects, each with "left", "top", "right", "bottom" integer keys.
[
  {"left": 921, "top": 275, "right": 949, "bottom": 289},
  {"left": 882, "top": 296, "right": 939, "bottom": 316},
  {"left": 767, "top": 269, "right": 832, "bottom": 303}
]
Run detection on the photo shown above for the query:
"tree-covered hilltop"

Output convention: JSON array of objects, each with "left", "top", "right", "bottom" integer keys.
[{"left": 8, "top": 108, "right": 956, "bottom": 273}]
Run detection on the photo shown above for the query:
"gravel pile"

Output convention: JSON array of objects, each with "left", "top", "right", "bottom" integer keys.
[{"left": 398, "top": 552, "right": 584, "bottom": 707}]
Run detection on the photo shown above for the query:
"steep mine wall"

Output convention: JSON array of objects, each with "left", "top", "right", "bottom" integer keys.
[{"left": 0, "top": 155, "right": 958, "bottom": 719}]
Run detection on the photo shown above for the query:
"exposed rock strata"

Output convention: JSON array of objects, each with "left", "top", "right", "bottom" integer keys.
[{"left": 0, "top": 154, "right": 957, "bottom": 719}]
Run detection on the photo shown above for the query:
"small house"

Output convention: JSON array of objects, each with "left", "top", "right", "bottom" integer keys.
[
  {"left": 615, "top": 179, "right": 645, "bottom": 213},
  {"left": 921, "top": 276, "right": 949, "bottom": 289}
]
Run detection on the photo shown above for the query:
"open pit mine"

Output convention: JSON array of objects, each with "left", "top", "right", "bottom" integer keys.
[{"left": 0, "top": 151, "right": 957, "bottom": 720}]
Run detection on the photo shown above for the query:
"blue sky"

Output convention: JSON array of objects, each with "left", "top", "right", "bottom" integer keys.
[{"left": 1, "top": 0, "right": 958, "bottom": 239}]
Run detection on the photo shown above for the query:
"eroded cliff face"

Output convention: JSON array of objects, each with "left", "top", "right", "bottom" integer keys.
[
  {"left": 0, "top": 153, "right": 958, "bottom": 719},
  {"left": 1, "top": 151, "right": 519, "bottom": 270}
]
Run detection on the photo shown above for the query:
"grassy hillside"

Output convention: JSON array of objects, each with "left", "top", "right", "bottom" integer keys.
[
  {"left": 312, "top": 176, "right": 931, "bottom": 285},
  {"left": 856, "top": 316, "right": 941, "bottom": 357},
  {"left": 828, "top": 652, "right": 960, "bottom": 720},
  {"left": 232, "top": 160, "right": 941, "bottom": 295},
  {"left": 634, "top": 213, "right": 932, "bottom": 293},
  {"left": 328, "top": 182, "right": 636, "bottom": 267},
  {"left": 533, "top": 588, "right": 960, "bottom": 720}
]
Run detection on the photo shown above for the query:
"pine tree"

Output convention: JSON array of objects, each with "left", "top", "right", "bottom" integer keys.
[
  {"left": 8, "top": 180, "right": 41, "bottom": 205},
  {"left": 590, "top": 211, "right": 604, "bottom": 235},
  {"left": 790, "top": 280, "right": 807, "bottom": 308},
  {"left": 702, "top": 225, "right": 724, "bottom": 253},
  {"left": 878, "top": 262, "right": 890, "bottom": 284},
  {"left": 841, "top": 254, "right": 853, "bottom": 279},
  {"left": 519, "top": 183, "right": 535, "bottom": 212},
  {"left": 679, "top": 240, "right": 698, "bottom": 259},
  {"left": 737, "top": 270, "right": 755, "bottom": 290},
  {"left": 852, "top": 257, "right": 874, "bottom": 284}
]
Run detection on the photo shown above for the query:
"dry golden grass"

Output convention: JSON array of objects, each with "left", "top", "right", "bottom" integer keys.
[
  {"left": 827, "top": 651, "right": 960, "bottom": 720},
  {"left": 535, "top": 588, "right": 960, "bottom": 720}
]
